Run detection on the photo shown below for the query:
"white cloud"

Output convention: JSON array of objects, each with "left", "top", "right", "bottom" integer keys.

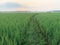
[{"left": 0, "top": 0, "right": 60, "bottom": 11}]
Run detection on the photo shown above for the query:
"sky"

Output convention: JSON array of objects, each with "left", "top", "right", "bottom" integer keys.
[{"left": 0, "top": 0, "right": 60, "bottom": 11}]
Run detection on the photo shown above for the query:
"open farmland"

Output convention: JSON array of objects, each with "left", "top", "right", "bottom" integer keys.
[{"left": 0, "top": 13, "right": 60, "bottom": 45}]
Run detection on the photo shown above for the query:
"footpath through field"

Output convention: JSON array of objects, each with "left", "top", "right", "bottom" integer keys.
[{"left": 24, "top": 13, "right": 51, "bottom": 45}]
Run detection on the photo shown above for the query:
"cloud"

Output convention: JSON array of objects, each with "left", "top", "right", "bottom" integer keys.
[
  {"left": 0, "top": 2, "right": 22, "bottom": 9},
  {"left": 0, "top": 0, "right": 60, "bottom": 11},
  {"left": 0, "top": 2, "right": 30, "bottom": 11}
]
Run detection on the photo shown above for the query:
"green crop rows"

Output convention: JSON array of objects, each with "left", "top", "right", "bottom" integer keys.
[{"left": 0, "top": 13, "right": 60, "bottom": 45}]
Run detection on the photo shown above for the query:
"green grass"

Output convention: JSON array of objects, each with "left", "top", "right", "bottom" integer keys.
[
  {"left": 36, "top": 13, "right": 60, "bottom": 45},
  {"left": 0, "top": 13, "right": 34, "bottom": 45},
  {"left": 0, "top": 12, "right": 60, "bottom": 45}
]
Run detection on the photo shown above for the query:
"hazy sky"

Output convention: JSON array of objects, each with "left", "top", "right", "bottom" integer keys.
[{"left": 0, "top": 0, "right": 60, "bottom": 11}]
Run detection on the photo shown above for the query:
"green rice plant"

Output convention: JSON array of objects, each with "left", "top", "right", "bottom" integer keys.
[
  {"left": 0, "top": 12, "right": 60, "bottom": 45},
  {"left": 36, "top": 13, "right": 60, "bottom": 45}
]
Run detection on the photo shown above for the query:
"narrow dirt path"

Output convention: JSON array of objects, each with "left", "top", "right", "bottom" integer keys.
[
  {"left": 24, "top": 13, "right": 50, "bottom": 45},
  {"left": 33, "top": 16, "right": 50, "bottom": 45}
]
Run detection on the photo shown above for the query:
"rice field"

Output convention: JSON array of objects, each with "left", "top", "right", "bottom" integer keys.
[{"left": 0, "top": 12, "right": 60, "bottom": 45}]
